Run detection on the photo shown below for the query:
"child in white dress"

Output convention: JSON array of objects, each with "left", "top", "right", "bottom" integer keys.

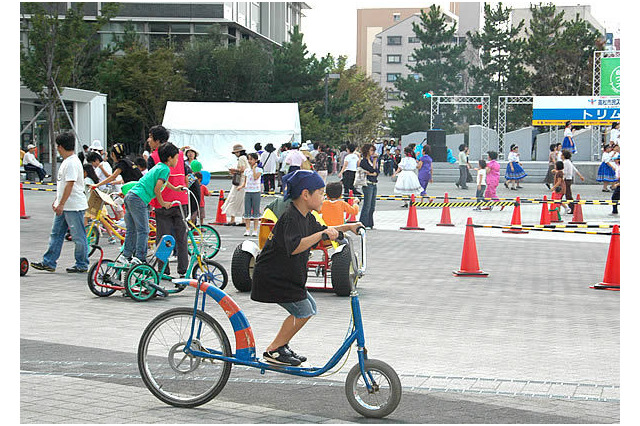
[{"left": 392, "top": 147, "right": 422, "bottom": 207}]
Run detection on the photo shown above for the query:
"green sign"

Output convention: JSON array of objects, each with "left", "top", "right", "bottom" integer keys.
[{"left": 600, "top": 57, "right": 620, "bottom": 95}]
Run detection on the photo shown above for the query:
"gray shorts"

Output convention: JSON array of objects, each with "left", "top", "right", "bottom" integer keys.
[
  {"left": 278, "top": 291, "right": 317, "bottom": 319},
  {"left": 244, "top": 191, "right": 261, "bottom": 219}
]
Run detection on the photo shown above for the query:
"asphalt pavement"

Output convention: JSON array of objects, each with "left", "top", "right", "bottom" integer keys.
[{"left": 18, "top": 173, "right": 621, "bottom": 423}]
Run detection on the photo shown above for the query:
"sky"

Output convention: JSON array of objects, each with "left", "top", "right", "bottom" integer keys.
[{"left": 301, "top": 0, "right": 624, "bottom": 66}]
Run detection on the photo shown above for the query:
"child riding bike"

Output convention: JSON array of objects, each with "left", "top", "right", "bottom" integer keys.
[{"left": 250, "top": 170, "right": 362, "bottom": 366}]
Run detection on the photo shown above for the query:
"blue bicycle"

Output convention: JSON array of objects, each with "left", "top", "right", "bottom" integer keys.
[{"left": 137, "top": 228, "right": 402, "bottom": 418}]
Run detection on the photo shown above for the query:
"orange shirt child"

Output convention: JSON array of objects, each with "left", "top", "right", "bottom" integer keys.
[{"left": 321, "top": 198, "right": 359, "bottom": 226}]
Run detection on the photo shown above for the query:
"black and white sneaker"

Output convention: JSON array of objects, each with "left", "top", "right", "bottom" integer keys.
[
  {"left": 263, "top": 345, "right": 301, "bottom": 366},
  {"left": 285, "top": 344, "right": 307, "bottom": 363}
]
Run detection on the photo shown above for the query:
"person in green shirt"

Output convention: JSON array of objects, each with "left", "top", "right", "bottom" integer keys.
[{"left": 121, "top": 143, "right": 184, "bottom": 266}]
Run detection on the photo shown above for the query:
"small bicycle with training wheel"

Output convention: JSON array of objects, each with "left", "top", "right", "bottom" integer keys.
[
  {"left": 137, "top": 228, "right": 402, "bottom": 418},
  {"left": 87, "top": 199, "right": 228, "bottom": 301}
]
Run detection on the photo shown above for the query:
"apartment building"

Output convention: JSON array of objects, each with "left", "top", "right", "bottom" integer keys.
[
  {"left": 363, "top": 4, "right": 481, "bottom": 117},
  {"left": 20, "top": 2, "right": 310, "bottom": 52}
]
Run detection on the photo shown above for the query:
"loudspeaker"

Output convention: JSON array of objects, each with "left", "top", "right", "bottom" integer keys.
[
  {"left": 431, "top": 145, "right": 448, "bottom": 162},
  {"left": 427, "top": 129, "right": 446, "bottom": 147},
  {"left": 432, "top": 114, "right": 444, "bottom": 129}
]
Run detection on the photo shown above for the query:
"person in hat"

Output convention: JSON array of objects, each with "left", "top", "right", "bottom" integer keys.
[
  {"left": 221, "top": 143, "right": 249, "bottom": 225},
  {"left": 504, "top": 144, "right": 527, "bottom": 190},
  {"left": 184, "top": 146, "right": 198, "bottom": 167},
  {"left": 251, "top": 170, "right": 362, "bottom": 366},
  {"left": 22, "top": 144, "right": 50, "bottom": 181}
]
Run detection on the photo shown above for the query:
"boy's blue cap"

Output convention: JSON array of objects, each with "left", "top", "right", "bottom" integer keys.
[
  {"left": 282, "top": 170, "right": 325, "bottom": 200},
  {"left": 291, "top": 141, "right": 300, "bottom": 148}
]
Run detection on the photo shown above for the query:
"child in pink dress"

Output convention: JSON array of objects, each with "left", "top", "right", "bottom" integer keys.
[{"left": 484, "top": 151, "right": 500, "bottom": 200}]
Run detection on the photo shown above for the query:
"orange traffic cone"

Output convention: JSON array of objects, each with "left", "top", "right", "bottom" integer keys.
[
  {"left": 453, "top": 217, "right": 488, "bottom": 277},
  {"left": 346, "top": 190, "right": 357, "bottom": 223},
  {"left": 503, "top": 197, "right": 528, "bottom": 234},
  {"left": 590, "top": 224, "right": 620, "bottom": 291},
  {"left": 539, "top": 195, "right": 550, "bottom": 225},
  {"left": 400, "top": 194, "right": 424, "bottom": 230},
  {"left": 569, "top": 194, "right": 586, "bottom": 224},
  {"left": 437, "top": 192, "right": 454, "bottom": 226},
  {"left": 20, "top": 183, "right": 29, "bottom": 219},
  {"left": 209, "top": 190, "right": 227, "bottom": 225}
]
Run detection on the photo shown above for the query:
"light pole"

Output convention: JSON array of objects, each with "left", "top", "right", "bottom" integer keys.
[{"left": 324, "top": 73, "right": 341, "bottom": 116}]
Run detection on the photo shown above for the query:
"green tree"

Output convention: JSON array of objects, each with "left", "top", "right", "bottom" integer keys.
[
  {"left": 96, "top": 47, "right": 192, "bottom": 151},
  {"left": 467, "top": 2, "right": 530, "bottom": 128},
  {"left": 20, "top": 2, "right": 114, "bottom": 176},
  {"left": 182, "top": 39, "right": 273, "bottom": 102},
  {"left": 524, "top": 3, "right": 565, "bottom": 95},
  {"left": 391, "top": 5, "right": 468, "bottom": 137},
  {"left": 554, "top": 17, "right": 602, "bottom": 95},
  {"left": 271, "top": 25, "right": 330, "bottom": 103}
]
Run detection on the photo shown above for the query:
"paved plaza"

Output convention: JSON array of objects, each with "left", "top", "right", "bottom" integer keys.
[{"left": 19, "top": 174, "right": 621, "bottom": 423}]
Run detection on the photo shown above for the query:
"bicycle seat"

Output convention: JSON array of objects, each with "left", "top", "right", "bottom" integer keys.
[{"left": 154, "top": 235, "right": 176, "bottom": 263}]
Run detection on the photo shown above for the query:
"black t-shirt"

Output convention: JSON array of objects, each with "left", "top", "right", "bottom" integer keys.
[
  {"left": 115, "top": 158, "right": 143, "bottom": 182},
  {"left": 251, "top": 203, "right": 327, "bottom": 303}
]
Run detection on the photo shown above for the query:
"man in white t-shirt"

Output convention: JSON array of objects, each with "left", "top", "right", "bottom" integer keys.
[
  {"left": 338, "top": 143, "right": 361, "bottom": 196},
  {"left": 31, "top": 132, "right": 89, "bottom": 273}
]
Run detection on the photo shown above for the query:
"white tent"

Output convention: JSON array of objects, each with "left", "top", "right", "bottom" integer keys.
[{"left": 162, "top": 101, "right": 301, "bottom": 172}]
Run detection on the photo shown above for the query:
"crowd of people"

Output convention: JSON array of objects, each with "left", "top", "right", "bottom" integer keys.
[{"left": 27, "top": 121, "right": 621, "bottom": 274}]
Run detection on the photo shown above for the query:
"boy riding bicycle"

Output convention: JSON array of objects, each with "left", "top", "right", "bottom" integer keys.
[{"left": 251, "top": 170, "right": 362, "bottom": 366}]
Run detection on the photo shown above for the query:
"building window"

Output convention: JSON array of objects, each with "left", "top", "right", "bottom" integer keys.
[
  {"left": 387, "top": 36, "right": 401, "bottom": 45},
  {"left": 408, "top": 73, "right": 420, "bottom": 81},
  {"left": 387, "top": 54, "right": 401, "bottom": 64},
  {"left": 387, "top": 91, "right": 401, "bottom": 101},
  {"left": 408, "top": 54, "right": 416, "bottom": 62},
  {"left": 393, "top": 13, "right": 400, "bottom": 22},
  {"left": 408, "top": 36, "right": 420, "bottom": 43},
  {"left": 386, "top": 73, "right": 401, "bottom": 82}
]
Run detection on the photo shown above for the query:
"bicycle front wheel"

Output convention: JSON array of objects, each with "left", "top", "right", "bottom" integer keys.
[
  {"left": 345, "top": 359, "right": 402, "bottom": 418},
  {"left": 138, "top": 307, "right": 232, "bottom": 408},
  {"left": 188, "top": 225, "right": 221, "bottom": 259}
]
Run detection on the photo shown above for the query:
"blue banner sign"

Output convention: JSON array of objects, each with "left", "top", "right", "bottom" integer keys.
[{"left": 532, "top": 96, "right": 620, "bottom": 126}]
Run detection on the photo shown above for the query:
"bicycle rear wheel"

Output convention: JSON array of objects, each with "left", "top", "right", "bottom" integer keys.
[
  {"left": 87, "top": 258, "right": 119, "bottom": 297},
  {"left": 188, "top": 225, "right": 221, "bottom": 259},
  {"left": 138, "top": 307, "right": 232, "bottom": 408},
  {"left": 191, "top": 259, "right": 228, "bottom": 290}
]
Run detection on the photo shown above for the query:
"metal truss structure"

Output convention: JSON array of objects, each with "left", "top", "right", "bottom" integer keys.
[
  {"left": 430, "top": 95, "right": 490, "bottom": 155},
  {"left": 497, "top": 96, "right": 533, "bottom": 156}
]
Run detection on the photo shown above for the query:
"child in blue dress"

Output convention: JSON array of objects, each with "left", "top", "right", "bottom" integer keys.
[
  {"left": 596, "top": 144, "right": 617, "bottom": 192},
  {"left": 561, "top": 121, "right": 577, "bottom": 154},
  {"left": 504, "top": 144, "right": 527, "bottom": 190}
]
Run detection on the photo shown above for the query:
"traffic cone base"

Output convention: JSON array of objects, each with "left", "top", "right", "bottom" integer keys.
[
  {"left": 502, "top": 228, "right": 528, "bottom": 234},
  {"left": 503, "top": 197, "right": 527, "bottom": 233},
  {"left": 589, "top": 283, "right": 620, "bottom": 291},
  {"left": 400, "top": 194, "right": 424, "bottom": 230},
  {"left": 453, "top": 270, "right": 489, "bottom": 277}
]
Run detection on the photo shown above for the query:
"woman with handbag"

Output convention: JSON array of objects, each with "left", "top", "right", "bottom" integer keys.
[{"left": 222, "top": 143, "right": 249, "bottom": 225}]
